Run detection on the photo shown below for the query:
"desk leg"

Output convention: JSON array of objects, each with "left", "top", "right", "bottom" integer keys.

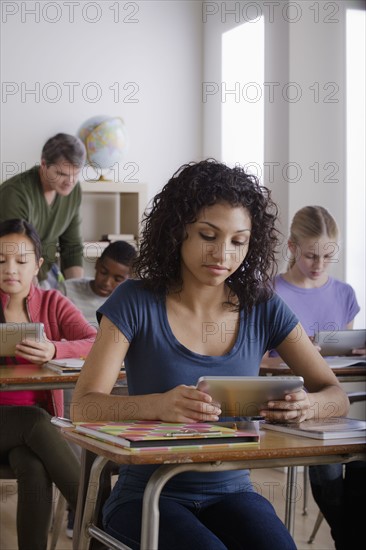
[
  {"left": 140, "top": 462, "right": 231, "bottom": 550},
  {"left": 73, "top": 449, "right": 100, "bottom": 550},
  {"left": 284, "top": 466, "right": 298, "bottom": 537},
  {"left": 77, "top": 454, "right": 110, "bottom": 550}
]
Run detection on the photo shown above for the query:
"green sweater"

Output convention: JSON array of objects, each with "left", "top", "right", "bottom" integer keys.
[{"left": 0, "top": 166, "right": 83, "bottom": 280}]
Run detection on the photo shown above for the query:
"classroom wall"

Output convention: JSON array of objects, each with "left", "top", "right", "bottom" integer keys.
[
  {"left": 202, "top": 0, "right": 365, "bottom": 327},
  {"left": 0, "top": 0, "right": 203, "bottom": 203},
  {"left": 202, "top": 0, "right": 364, "bottom": 283},
  {"left": 1, "top": 1, "right": 364, "bottom": 322}
]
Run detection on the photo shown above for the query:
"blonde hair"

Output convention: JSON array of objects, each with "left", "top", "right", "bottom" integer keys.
[{"left": 288, "top": 206, "right": 339, "bottom": 268}]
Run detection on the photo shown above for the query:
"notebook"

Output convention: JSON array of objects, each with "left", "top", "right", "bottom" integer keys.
[
  {"left": 262, "top": 417, "right": 366, "bottom": 440},
  {"left": 73, "top": 420, "right": 260, "bottom": 452}
]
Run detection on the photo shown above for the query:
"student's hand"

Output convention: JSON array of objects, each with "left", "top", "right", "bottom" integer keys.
[
  {"left": 155, "top": 385, "right": 222, "bottom": 423},
  {"left": 259, "top": 389, "right": 311, "bottom": 424},
  {"left": 15, "top": 338, "right": 56, "bottom": 364}
]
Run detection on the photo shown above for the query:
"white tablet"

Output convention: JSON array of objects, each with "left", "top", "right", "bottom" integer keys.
[
  {"left": 313, "top": 329, "right": 366, "bottom": 357},
  {"left": 0, "top": 323, "right": 46, "bottom": 356},
  {"left": 196, "top": 376, "right": 304, "bottom": 418}
]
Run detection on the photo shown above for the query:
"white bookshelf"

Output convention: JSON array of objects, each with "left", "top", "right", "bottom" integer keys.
[{"left": 80, "top": 180, "right": 148, "bottom": 275}]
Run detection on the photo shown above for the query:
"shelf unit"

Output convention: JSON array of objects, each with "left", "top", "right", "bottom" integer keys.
[{"left": 80, "top": 180, "right": 148, "bottom": 275}]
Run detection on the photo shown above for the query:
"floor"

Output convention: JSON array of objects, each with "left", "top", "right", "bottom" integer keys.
[{"left": 0, "top": 467, "right": 335, "bottom": 550}]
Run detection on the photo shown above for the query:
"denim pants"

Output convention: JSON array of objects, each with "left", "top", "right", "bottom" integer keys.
[
  {"left": 104, "top": 491, "right": 296, "bottom": 550},
  {"left": 309, "top": 462, "right": 366, "bottom": 550},
  {"left": 0, "top": 406, "right": 80, "bottom": 550}
]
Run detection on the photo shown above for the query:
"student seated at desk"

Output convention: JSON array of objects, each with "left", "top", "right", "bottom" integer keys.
[
  {"left": 63, "top": 240, "right": 137, "bottom": 325},
  {"left": 72, "top": 160, "right": 349, "bottom": 550},
  {"left": 273, "top": 205, "right": 365, "bottom": 550},
  {"left": 0, "top": 219, "right": 97, "bottom": 550},
  {"left": 62, "top": 239, "right": 136, "bottom": 537}
]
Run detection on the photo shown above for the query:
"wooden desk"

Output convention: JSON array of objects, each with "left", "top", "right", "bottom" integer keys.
[
  {"left": 0, "top": 364, "right": 82, "bottom": 391},
  {"left": 62, "top": 427, "right": 366, "bottom": 550},
  {"left": 260, "top": 356, "right": 366, "bottom": 383},
  {"left": 0, "top": 364, "right": 126, "bottom": 391}
]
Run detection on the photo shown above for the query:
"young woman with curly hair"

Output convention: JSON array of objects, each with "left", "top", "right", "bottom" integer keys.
[{"left": 72, "top": 159, "right": 349, "bottom": 550}]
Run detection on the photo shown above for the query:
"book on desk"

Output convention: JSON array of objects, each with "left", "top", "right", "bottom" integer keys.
[
  {"left": 262, "top": 417, "right": 366, "bottom": 440},
  {"left": 279, "top": 356, "right": 366, "bottom": 370},
  {"left": 72, "top": 420, "right": 260, "bottom": 452},
  {"left": 323, "top": 356, "right": 366, "bottom": 368},
  {"left": 44, "top": 357, "right": 85, "bottom": 374},
  {"left": 44, "top": 358, "right": 126, "bottom": 375}
]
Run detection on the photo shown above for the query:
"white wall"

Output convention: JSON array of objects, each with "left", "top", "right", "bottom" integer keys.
[
  {"left": 202, "top": 1, "right": 365, "bottom": 294},
  {"left": 0, "top": 0, "right": 203, "bottom": 204},
  {"left": 1, "top": 1, "right": 365, "bottom": 319}
]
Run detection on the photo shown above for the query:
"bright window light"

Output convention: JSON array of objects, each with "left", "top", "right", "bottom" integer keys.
[
  {"left": 346, "top": 9, "right": 366, "bottom": 328},
  {"left": 222, "top": 18, "right": 264, "bottom": 180}
]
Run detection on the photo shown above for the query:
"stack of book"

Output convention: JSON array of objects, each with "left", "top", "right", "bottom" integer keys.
[
  {"left": 101, "top": 233, "right": 138, "bottom": 249},
  {"left": 83, "top": 234, "right": 138, "bottom": 260},
  {"left": 44, "top": 358, "right": 85, "bottom": 374},
  {"left": 83, "top": 241, "right": 110, "bottom": 259},
  {"left": 262, "top": 417, "right": 366, "bottom": 440},
  {"left": 72, "top": 420, "right": 260, "bottom": 452}
]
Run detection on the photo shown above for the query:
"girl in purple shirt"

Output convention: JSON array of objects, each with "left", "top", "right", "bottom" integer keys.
[{"left": 274, "top": 205, "right": 364, "bottom": 550}]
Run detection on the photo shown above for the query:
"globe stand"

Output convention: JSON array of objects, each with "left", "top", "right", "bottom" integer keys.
[
  {"left": 97, "top": 174, "right": 110, "bottom": 182},
  {"left": 83, "top": 165, "right": 115, "bottom": 183}
]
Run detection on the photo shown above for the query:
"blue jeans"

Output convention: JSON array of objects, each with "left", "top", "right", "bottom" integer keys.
[
  {"left": 104, "top": 492, "right": 296, "bottom": 550},
  {"left": 309, "top": 462, "right": 366, "bottom": 550}
]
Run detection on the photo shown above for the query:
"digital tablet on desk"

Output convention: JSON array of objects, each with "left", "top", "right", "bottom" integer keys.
[
  {"left": 314, "top": 329, "right": 366, "bottom": 356},
  {"left": 196, "top": 376, "right": 304, "bottom": 418},
  {"left": 0, "top": 323, "right": 46, "bottom": 356}
]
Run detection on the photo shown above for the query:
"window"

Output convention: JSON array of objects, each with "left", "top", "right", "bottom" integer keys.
[
  {"left": 221, "top": 18, "right": 264, "bottom": 180},
  {"left": 346, "top": 9, "right": 366, "bottom": 328}
]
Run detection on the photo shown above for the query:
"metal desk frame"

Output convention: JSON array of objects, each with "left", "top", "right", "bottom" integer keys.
[{"left": 63, "top": 430, "right": 366, "bottom": 550}]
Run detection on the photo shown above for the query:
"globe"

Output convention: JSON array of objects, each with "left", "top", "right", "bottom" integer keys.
[{"left": 77, "top": 115, "right": 128, "bottom": 180}]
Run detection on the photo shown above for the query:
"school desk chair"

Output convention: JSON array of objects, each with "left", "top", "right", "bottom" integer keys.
[
  {"left": 307, "top": 390, "right": 366, "bottom": 544},
  {"left": 75, "top": 458, "right": 120, "bottom": 550},
  {"left": 0, "top": 461, "right": 67, "bottom": 550},
  {"left": 285, "top": 391, "right": 366, "bottom": 540}
]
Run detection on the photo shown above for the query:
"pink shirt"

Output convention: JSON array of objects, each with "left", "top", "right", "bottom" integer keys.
[{"left": 0, "top": 284, "right": 97, "bottom": 415}]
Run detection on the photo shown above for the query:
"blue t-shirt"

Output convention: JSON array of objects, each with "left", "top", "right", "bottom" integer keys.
[{"left": 99, "top": 280, "right": 298, "bottom": 519}]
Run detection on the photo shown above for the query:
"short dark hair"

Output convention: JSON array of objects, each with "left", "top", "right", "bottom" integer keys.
[
  {"left": 101, "top": 240, "right": 137, "bottom": 266},
  {"left": 41, "top": 133, "right": 86, "bottom": 168},
  {"left": 0, "top": 218, "right": 42, "bottom": 261},
  {"left": 134, "top": 159, "right": 280, "bottom": 313}
]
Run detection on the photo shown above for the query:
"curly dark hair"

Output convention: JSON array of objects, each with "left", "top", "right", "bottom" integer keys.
[{"left": 135, "top": 159, "right": 280, "bottom": 312}]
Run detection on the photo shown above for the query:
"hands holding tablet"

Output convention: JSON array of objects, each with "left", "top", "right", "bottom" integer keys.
[
  {"left": 155, "top": 384, "right": 222, "bottom": 423},
  {"left": 195, "top": 376, "right": 308, "bottom": 423},
  {"left": 151, "top": 378, "right": 309, "bottom": 424},
  {"left": 15, "top": 334, "right": 56, "bottom": 365},
  {"left": 0, "top": 322, "right": 56, "bottom": 364},
  {"left": 258, "top": 388, "right": 311, "bottom": 423}
]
